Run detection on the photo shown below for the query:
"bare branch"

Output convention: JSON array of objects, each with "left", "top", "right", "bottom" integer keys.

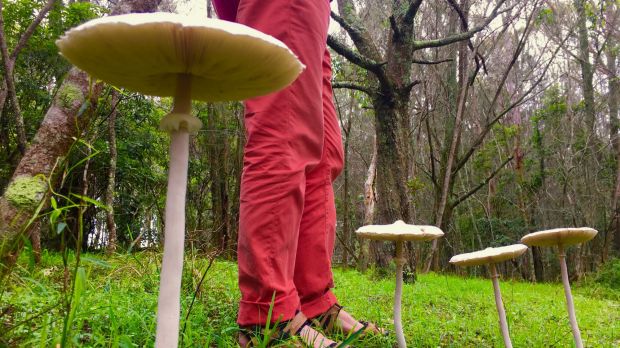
[
  {"left": 451, "top": 155, "right": 514, "bottom": 208},
  {"left": 412, "top": 58, "right": 453, "bottom": 65},
  {"left": 413, "top": 0, "right": 507, "bottom": 50},
  {"left": 330, "top": 10, "right": 383, "bottom": 62},
  {"left": 446, "top": 0, "right": 469, "bottom": 31},
  {"left": 488, "top": 0, "right": 541, "bottom": 110},
  {"left": 332, "top": 81, "right": 374, "bottom": 95},
  {"left": 402, "top": 80, "right": 421, "bottom": 95},
  {"left": 327, "top": 35, "right": 384, "bottom": 72},
  {"left": 453, "top": 31, "right": 570, "bottom": 175}
]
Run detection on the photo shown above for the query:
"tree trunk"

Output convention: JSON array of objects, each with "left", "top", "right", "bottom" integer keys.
[
  {"left": 106, "top": 91, "right": 119, "bottom": 253},
  {"left": 29, "top": 220, "right": 42, "bottom": 263},
  {"left": 574, "top": 0, "right": 596, "bottom": 132},
  {"left": 358, "top": 136, "right": 377, "bottom": 272},
  {"left": 0, "top": 0, "right": 57, "bottom": 156},
  {"left": 532, "top": 246, "right": 545, "bottom": 282},
  {"left": 0, "top": 0, "right": 162, "bottom": 262},
  {"left": 605, "top": 7, "right": 620, "bottom": 257},
  {"left": 425, "top": 9, "right": 471, "bottom": 272},
  {"left": 329, "top": 0, "right": 508, "bottom": 271},
  {"left": 0, "top": 0, "right": 29, "bottom": 154},
  {"left": 341, "top": 106, "right": 352, "bottom": 268},
  {"left": 0, "top": 69, "right": 101, "bottom": 260}
]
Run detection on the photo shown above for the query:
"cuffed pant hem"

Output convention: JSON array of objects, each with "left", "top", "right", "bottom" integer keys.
[
  {"left": 300, "top": 289, "right": 337, "bottom": 319},
  {"left": 237, "top": 291, "right": 300, "bottom": 326}
]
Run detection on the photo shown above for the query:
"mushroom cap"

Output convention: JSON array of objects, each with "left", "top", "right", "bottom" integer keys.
[
  {"left": 449, "top": 244, "right": 528, "bottom": 267},
  {"left": 56, "top": 12, "right": 304, "bottom": 101},
  {"left": 521, "top": 227, "right": 598, "bottom": 247},
  {"left": 355, "top": 220, "right": 444, "bottom": 242}
]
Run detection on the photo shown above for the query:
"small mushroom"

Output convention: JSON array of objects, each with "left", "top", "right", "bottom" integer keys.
[
  {"left": 56, "top": 13, "right": 303, "bottom": 348},
  {"left": 356, "top": 220, "right": 444, "bottom": 348},
  {"left": 449, "top": 244, "right": 528, "bottom": 348},
  {"left": 521, "top": 227, "right": 597, "bottom": 348}
]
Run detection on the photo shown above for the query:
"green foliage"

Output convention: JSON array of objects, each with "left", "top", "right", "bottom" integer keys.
[
  {"left": 535, "top": 7, "right": 555, "bottom": 26},
  {"left": 0, "top": 0, "right": 104, "bottom": 189},
  {"left": 456, "top": 216, "right": 526, "bottom": 247},
  {"left": 594, "top": 258, "right": 620, "bottom": 290},
  {"left": 3, "top": 253, "right": 619, "bottom": 347},
  {"left": 406, "top": 176, "right": 426, "bottom": 196},
  {"left": 472, "top": 124, "right": 518, "bottom": 172}
]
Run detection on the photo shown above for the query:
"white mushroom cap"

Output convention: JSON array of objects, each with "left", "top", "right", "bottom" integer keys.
[
  {"left": 521, "top": 227, "right": 598, "bottom": 247},
  {"left": 355, "top": 220, "right": 444, "bottom": 242},
  {"left": 449, "top": 244, "right": 528, "bottom": 267},
  {"left": 56, "top": 12, "right": 304, "bottom": 101}
]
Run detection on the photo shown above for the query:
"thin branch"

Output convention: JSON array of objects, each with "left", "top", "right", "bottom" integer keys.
[
  {"left": 411, "top": 58, "right": 453, "bottom": 65},
  {"left": 413, "top": 0, "right": 507, "bottom": 50},
  {"left": 330, "top": 10, "right": 383, "bottom": 62},
  {"left": 332, "top": 81, "right": 374, "bottom": 95},
  {"left": 335, "top": 228, "right": 359, "bottom": 263},
  {"left": 402, "top": 80, "right": 421, "bottom": 95},
  {"left": 446, "top": 0, "right": 492, "bottom": 78},
  {"left": 451, "top": 155, "right": 514, "bottom": 208},
  {"left": 488, "top": 0, "right": 541, "bottom": 112},
  {"left": 425, "top": 116, "right": 439, "bottom": 190},
  {"left": 0, "top": 0, "right": 26, "bottom": 154},
  {"left": 446, "top": 0, "right": 469, "bottom": 31},
  {"left": 9, "top": 0, "right": 56, "bottom": 61},
  {"left": 330, "top": 10, "right": 364, "bottom": 43},
  {"left": 453, "top": 30, "right": 570, "bottom": 175},
  {"left": 327, "top": 35, "right": 384, "bottom": 72}
]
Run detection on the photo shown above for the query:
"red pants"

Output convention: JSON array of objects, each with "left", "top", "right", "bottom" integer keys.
[{"left": 233, "top": 0, "right": 344, "bottom": 326}]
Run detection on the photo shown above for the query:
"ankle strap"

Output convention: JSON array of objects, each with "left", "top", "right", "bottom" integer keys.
[{"left": 283, "top": 312, "right": 310, "bottom": 336}]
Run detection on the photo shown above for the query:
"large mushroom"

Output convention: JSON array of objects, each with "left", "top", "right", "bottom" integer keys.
[
  {"left": 356, "top": 220, "right": 444, "bottom": 348},
  {"left": 449, "top": 244, "right": 528, "bottom": 348},
  {"left": 56, "top": 13, "right": 303, "bottom": 348},
  {"left": 520, "top": 227, "right": 597, "bottom": 348}
]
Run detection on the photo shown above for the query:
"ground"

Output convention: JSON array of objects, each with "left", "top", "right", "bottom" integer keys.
[{"left": 1, "top": 251, "right": 619, "bottom": 347}]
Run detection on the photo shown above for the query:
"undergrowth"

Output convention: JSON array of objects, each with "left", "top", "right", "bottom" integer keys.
[{"left": 1, "top": 251, "right": 619, "bottom": 347}]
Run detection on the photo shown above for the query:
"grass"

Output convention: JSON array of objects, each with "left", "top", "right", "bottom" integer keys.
[{"left": 1, "top": 251, "right": 619, "bottom": 347}]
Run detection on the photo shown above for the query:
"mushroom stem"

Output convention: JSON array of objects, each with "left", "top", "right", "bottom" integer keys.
[
  {"left": 155, "top": 129, "right": 189, "bottom": 348},
  {"left": 394, "top": 241, "right": 406, "bottom": 348},
  {"left": 172, "top": 74, "right": 192, "bottom": 114},
  {"left": 558, "top": 245, "right": 583, "bottom": 348},
  {"left": 490, "top": 263, "right": 512, "bottom": 348},
  {"left": 160, "top": 74, "right": 202, "bottom": 133},
  {"left": 155, "top": 75, "right": 193, "bottom": 348}
]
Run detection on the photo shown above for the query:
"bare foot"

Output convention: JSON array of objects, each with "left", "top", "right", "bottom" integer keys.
[
  {"left": 334, "top": 308, "right": 387, "bottom": 336},
  {"left": 299, "top": 325, "right": 338, "bottom": 348}
]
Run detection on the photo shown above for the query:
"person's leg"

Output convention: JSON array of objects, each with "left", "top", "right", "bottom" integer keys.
[
  {"left": 295, "top": 50, "right": 386, "bottom": 337},
  {"left": 235, "top": 0, "right": 332, "bottom": 327},
  {"left": 295, "top": 48, "right": 344, "bottom": 319}
]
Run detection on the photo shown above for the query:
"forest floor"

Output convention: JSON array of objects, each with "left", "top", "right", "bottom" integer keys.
[{"left": 1, "top": 251, "right": 619, "bottom": 347}]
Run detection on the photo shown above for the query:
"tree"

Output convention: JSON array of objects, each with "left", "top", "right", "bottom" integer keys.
[{"left": 0, "top": 0, "right": 162, "bottom": 263}]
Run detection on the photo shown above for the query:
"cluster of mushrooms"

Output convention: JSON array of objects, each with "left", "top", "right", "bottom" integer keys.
[
  {"left": 356, "top": 222, "right": 597, "bottom": 348},
  {"left": 55, "top": 11, "right": 599, "bottom": 348}
]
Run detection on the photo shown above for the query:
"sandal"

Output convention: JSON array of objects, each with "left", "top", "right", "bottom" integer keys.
[
  {"left": 312, "top": 303, "right": 388, "bottom": 338},
  {"left": 238, "top": 311, "right": 341, "bottom": 347}
]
